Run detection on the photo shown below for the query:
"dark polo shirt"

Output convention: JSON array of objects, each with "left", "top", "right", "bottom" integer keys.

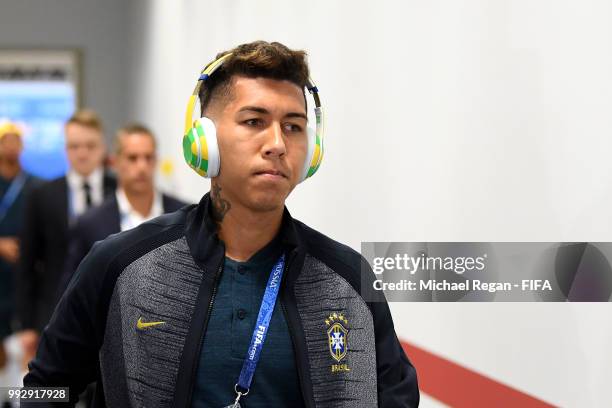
[{"left": 192, "top": 236, "right": 304, "bottom": 407}]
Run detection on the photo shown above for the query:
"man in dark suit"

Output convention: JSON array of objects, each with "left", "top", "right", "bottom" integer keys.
[
  {"left": 17, "top": 110, "right": 116, "bottom": 336},
  {"left": 62, "top": 123, "right": 187, "bottom": 288},
  {"left": 0, "top": 121, "right": 41, "bottom": 372}
]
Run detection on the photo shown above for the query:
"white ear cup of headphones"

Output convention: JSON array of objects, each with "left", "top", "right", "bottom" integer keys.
[
  {"left": 184, "top": 116, "right": 220, "bottom": 178},
  {"left": 200, "top": 117, "right": 221, "bottom": 178}
]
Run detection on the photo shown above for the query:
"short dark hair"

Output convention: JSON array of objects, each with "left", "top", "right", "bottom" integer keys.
[
  {"left": 199, "top": 41, "right": 310, "bottom": 115},
  {"left": 113, "top": 123, "right": 157, "bottom": 155}
]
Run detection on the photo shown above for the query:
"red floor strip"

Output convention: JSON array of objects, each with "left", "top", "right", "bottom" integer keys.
[{"left": 401, "top": 341, "right": 557, "bottom": 408}]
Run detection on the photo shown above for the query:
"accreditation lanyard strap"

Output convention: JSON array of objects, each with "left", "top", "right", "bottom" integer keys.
[
  {"left": 235, "top": 252, "right": 286, "bottom": 397},
  {"left": 0, "top": 172, "right": 26, "bottom": 223}
]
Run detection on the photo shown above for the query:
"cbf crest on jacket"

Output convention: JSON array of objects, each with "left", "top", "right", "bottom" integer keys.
[{"left": 24, "top": 193, "right": 419, "bottom": 407}]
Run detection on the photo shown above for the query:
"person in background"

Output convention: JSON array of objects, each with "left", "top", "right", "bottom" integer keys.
[
  {"left": 17, "top": 110, "right": 116, "bottom": 340},
  {"left": 62, "top": 123, "right": 187, "bottom": 286},
  {"left": 0, "top": 121, "right": 40, "bottom": 373}
]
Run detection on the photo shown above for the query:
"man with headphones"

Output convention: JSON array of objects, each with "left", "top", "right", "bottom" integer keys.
[{"left": 23, "top": 41, "right": 419, "bottom": 407}]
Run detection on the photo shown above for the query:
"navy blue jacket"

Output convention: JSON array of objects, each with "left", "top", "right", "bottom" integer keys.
[{"left": 24, "top": 193, "right": 419, "bottom": 407}]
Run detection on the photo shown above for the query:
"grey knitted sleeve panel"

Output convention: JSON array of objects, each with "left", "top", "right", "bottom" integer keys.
[{"left": 101, "top": 237, "right": 204, "bottom": 408}]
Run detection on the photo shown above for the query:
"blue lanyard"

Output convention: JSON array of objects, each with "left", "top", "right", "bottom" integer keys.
[
  {"left": 233, "top": 252, "right": 286, "bottom": 403},
  {"left": 0, "top": 172, "right": 27, "bottom": 223}
]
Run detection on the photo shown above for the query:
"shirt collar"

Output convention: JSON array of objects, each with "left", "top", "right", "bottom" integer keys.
[
  {"left": 115, "top": 187, "right": 131, "bottom": 216},
  {"left": 67, "top": 167, "right": 104, "bottom": 188},
  {"left": 116, "top": 187, "right": 163, "bottom": 219}
]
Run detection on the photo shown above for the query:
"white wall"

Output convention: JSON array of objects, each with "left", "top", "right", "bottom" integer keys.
[{"left": 125, "top": 1, "right": 612, "bottom": 406}]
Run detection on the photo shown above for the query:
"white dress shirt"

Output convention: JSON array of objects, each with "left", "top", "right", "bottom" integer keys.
[
  {"left": 116, "top": 188, "right": 163, "bottom": 232},
  {"left": 66, "top": 167, "right": 104, "bottom": 217}
]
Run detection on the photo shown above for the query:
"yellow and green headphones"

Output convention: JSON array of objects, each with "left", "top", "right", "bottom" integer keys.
[{"left": 183, "top": 53, "right": 325, "bottom": 182}]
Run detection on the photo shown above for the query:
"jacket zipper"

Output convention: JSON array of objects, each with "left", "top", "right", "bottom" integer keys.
[
  {"left": 280, "top": 251, "right": 314, "bottom": 408},
  {"left": 185, "top": 261, "right": 224, "bottom": 407},
  {"left": 280, "top": 299, "right": 312, "bottom": 408}
]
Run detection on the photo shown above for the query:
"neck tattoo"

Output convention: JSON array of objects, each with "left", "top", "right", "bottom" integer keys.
[{"left": 211, "top": 183, "right": 231, "bottom": 223}]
